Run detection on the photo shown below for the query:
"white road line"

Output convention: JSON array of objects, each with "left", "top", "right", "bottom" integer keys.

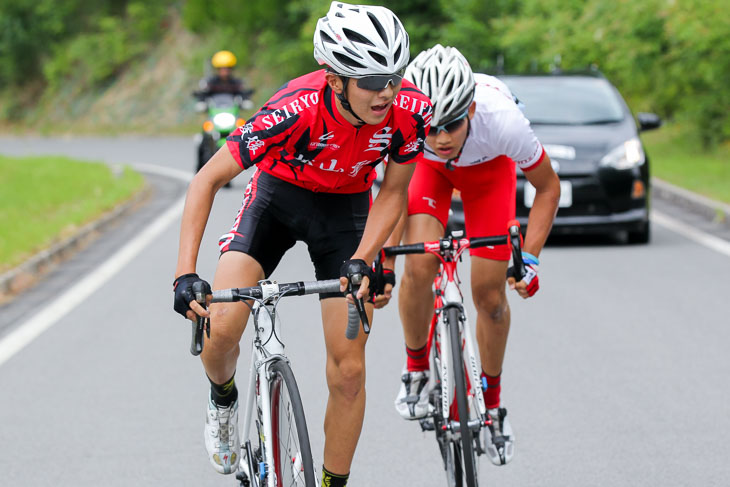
[
  {"left": 0, "top": 164, "right": 192, "bottom": 367},
  {"left": 652, "top": 210, "right": 730, "bottom": 257},
  {"left": 130, "top": 163, "right": 194, "bottom": 182}
]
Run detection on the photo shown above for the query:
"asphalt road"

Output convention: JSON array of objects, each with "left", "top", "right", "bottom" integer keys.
[{"left": 1, "top": 137, "right": 729, "bottom": 486}]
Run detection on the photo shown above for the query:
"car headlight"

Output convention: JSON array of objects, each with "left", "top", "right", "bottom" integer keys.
[
  {"left": 600, "top": 137, "right": 645, "bottom": 170},
  {"left": 212, "top": 112, "right": 236, "bottom": 130}
]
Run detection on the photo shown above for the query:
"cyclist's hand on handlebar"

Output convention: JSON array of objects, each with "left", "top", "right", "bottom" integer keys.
[
  {"left": 372, "top": 268, "right": 396, "bottom": 309},
  {"left": 339, "top": 259, "right": 373, "bottom": 304},
  {"left": 173, "top": 273, "right": 212, "bottom": 321},
  {"left": 507, "top": 252, "right": 540, "bottom": 299}
]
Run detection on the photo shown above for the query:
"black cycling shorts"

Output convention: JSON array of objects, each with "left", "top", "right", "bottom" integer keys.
[{"left": 218, "top": 169, "right": 369, "bottom": 299}]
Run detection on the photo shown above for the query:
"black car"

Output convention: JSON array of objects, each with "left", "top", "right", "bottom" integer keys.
[{"left": 447, "top": 70, "right": 661, "bottom": 243}]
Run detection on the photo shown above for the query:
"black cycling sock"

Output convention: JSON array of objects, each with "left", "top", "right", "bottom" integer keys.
[
  {"left": 208, "top": 373, "right": 238, "bottom": 407},
  {"left": 322, "top": 466, "right": 349, "bottom": 487}
]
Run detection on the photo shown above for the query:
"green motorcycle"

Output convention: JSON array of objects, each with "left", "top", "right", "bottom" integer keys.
[{"left": 195, "top": 92, "right": 253, "bottom": 173}]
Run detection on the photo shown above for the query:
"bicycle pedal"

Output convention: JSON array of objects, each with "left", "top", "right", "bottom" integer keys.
[
  {"left": 419, "top": 418, "right": 435, "bottom": 431},
  {"left": 235, "top": 469, "right": 249, "bottom": 485}
]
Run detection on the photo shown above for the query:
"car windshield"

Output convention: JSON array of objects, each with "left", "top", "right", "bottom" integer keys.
[{"left": 500, "top": 76, "right": 625, "bottom": 125}]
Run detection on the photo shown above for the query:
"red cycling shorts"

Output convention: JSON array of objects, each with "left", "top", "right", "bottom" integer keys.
[{"left": 407, "top": 155, "right": 518, "bottom": 261}]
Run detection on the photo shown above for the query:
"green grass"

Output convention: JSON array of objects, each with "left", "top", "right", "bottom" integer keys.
[
  {"left": 642, "top": 124, "right": 730, "bottom": 204},
  {"left": 0, "top": 155, "right": 144, "bottom": 273}
]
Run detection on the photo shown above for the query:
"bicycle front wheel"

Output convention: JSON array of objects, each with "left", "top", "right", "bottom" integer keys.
[
  {"left": 447, "top": 306, "right": 479, "bottom": 487},
  {"left": 269, "top": 359, "right": 316, "bottom": 487}
]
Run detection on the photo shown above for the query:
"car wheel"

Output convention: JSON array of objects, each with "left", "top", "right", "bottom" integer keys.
[{"left": 627, "top": 220, "right": 650, "bottom": 244}]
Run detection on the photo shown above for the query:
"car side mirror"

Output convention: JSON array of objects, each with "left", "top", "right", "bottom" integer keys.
[{"left": 637, "top": 112, "right": 661, "bottom": 132}]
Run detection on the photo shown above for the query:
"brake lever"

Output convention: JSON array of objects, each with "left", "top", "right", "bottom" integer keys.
[
  {"left": 508, "top": 224, "right": 527, "bottom": 280},
  {"left": 347, "top": 273, "right": 370, "bottom": 334},
  {"left": 191, "top": 281, "right": 210, "bottom": 356}
]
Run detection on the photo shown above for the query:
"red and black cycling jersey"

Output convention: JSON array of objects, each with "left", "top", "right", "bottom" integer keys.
[{"left": 225, "top": 70, "right": 432, "bottom": 194}]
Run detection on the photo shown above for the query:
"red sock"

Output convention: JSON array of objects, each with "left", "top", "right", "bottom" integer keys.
[
  {"left": 406, "top": 344, "right": 429, "bottom": 371},
  {"left": 481, "top": 371, "right": 501, "bottom": 409}
]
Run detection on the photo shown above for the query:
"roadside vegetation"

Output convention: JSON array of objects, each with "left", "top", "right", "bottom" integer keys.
[
  {"left": 0, "top": 0, "right": 727, "bottom": 254},
  {"left": 0, "top": 155, "right": 144, "bottom": 273},
  {"left": 643, "top": 125, "right": 730, "bottom": 204}
]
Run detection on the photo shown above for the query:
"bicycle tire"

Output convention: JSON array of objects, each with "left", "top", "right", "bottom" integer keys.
[
  {"left": 269, "top": 358, "right": 316, "bottom": 487},
  {"left": 447, "top": 306, "right": 479, "bottom": 487},
  {"left": 431, "top": 349, "right": 464, "bottom": 487}
]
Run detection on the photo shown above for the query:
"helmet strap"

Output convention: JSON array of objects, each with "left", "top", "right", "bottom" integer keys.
[
  {"left": 445, "top": 117, "right": 471, "bottom": 171},
  {"left": 336, "top": 77, "right": 367, "bottom": 126}
]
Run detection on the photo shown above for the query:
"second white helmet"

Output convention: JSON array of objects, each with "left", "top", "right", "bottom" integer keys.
[
  {"left": 405, "top": 44, "right": 475, "bottom": 126},
  {"left": 313, "top": 2, "right": 410, "bottom": 77}
]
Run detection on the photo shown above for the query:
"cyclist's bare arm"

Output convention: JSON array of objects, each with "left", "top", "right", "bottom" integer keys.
[
  {"left": 522, "top": 153, "right": 560, "bottom": 257},
  {"left": 342, "top": 160, "right": 415, "bottom": 299},
  {"left": 175, "top": 146, "right": 243, "bottom": 320},
  {"left": 508, "top": 154, "right": 560, "bottom": 297}
]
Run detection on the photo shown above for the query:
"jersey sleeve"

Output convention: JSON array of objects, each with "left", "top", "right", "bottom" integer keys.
[
  {"left": 225, "top": 105, "right": 303, "bottom": 169},
  {"left": 492, "top": 109, "right": 545, "bottom": 171},
  {"left": 389, "top": 91, "right": 432, "bottom": 164}
]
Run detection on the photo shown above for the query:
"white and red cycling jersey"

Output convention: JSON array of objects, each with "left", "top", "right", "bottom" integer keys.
[
  {"left": 409, "top": 73, "right": 547, "bottom": 261},
  {"left": 225, "top": 70, "right": 432, "bottom": 194}
]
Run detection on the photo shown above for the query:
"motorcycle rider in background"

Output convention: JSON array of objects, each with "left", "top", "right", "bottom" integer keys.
[{"left": 195, "top": 50, "right": 252, "bottom": 99}]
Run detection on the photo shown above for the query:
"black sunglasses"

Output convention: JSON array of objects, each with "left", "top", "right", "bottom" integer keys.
[
  {"left": 354, "top": 70, "right": 405, "bottom": 91},
  {"left": 428, "top": 111, "right": 469, "bottom": 137}
]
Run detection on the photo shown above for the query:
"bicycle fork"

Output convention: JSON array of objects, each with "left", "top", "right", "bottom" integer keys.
[{"left": 438, "top": 283, "right": 489, "bottom": 437}]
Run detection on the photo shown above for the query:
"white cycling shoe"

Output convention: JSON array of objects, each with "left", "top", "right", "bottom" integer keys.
[
  {"left": 483, "top": 407, "right": 514, "bottom": 466},
  {"left": 204, "top": 394, "right": 241, "bottom": 474},
  {"left": 394, "top": 369, "right": 431, "bottom": 420}
]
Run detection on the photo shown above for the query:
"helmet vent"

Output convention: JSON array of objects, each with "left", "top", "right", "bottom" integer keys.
[
  {"left": 320, "top": 31, "right": 336, "bottom": 45},
  {"left": 334, "top": 52, "right": 366, "bottom": 70},
  {"left": 343, "top": 28, "right": 375, "bottom": 47},
  {"left": 367, "top": 12, "right": 389, "bottom": 47},
  {"left": 394, "top": 45, "right": 402, "bottom": 64},
  {"left": 446, "top": 78, "right": 456, "bottom": 93},
  {"left": 393, "top": 17, "right": 401, "bottom": 38},
  {"left": 343, "top": 46, "right": 364, "bottom": 59},
  {"left": 369, "top": 51, "right": 387, "bottom": 67}
]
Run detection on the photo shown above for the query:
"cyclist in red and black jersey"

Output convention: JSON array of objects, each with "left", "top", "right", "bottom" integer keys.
[{"left": 172, "top": 3, "right": 431, "bottom": 485}]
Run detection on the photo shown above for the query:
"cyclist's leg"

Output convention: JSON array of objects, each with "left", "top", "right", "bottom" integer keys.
[
  {"left": 202, "top": 251, "right": 264, "bottom": 383},
  {"left": 304, "top": 189, "right": 373, "bottom": 480},
  {"left": 400, "top": 159, "right": 453, "bottom": 351},
  {"left": 207, "top": 169, "right": 297, "bottom": 383},
  {"left": 395, "top": 161, "right": 452, "bottom": 420},
  {"left": 460, "top": 157, "right": 516, "bottom": 466},
  {"left": 458, "top": 157, "right": 516, "bottom": 394},
  {"left": 202, "top": 169, "right": 296, "bottom": 474},
  {"left": 399, "top": 214, "right": 442, "bottom": 349},
  {"left": 320, "top": 297, "right": 374, "bottom": 477},
  {"left": 470, "top": 257, "right": 510, "bottom": 382}
]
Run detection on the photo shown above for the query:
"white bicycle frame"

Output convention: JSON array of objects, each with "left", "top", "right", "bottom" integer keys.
[{"left": 239, "top": 282, "right": 291, "bottom": 487}]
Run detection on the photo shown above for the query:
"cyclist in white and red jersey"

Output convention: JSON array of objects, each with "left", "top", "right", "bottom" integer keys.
[
  {"left": 172, "top": 3, "right": 431, "bottom": 485},
  {"left": 387, "top": 44, "right": 560, "bottom": 466}
]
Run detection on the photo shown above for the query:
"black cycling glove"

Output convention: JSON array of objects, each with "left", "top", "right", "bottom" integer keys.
[
  {"left": 340, "top": 259, "right": 374, "bottom": 292},
  {"left": 173, "top": 273, "right": 211, "bottom": 318},
  {"left": 371, "top": 250, "right": 396, "bottom": 295},
  {"left": 373, "top": 268, "right": 396, "bottom": 295}
]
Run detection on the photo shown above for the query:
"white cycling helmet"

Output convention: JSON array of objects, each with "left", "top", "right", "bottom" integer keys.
[
  {"left": 405, "top": 44, "right": 475, "bottom": 126},
  {"left": 313, "top": 2, "right": 410, "bottom": 77}
]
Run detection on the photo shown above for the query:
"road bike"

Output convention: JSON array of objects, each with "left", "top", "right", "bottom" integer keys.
[
  {"left": 382, "top": 221, "right": 526, "bottom": 487},
  {"left": 189, "top": 278, "right": 366, "bottom": 487}
]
